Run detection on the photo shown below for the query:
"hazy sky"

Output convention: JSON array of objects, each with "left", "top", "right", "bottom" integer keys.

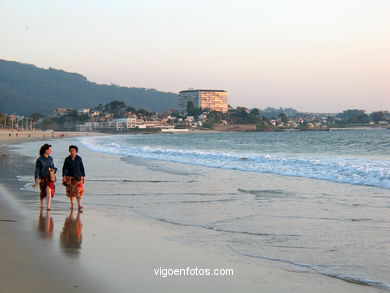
[{"left": 1, "top": 0, "right": 389, "bottom": 112}]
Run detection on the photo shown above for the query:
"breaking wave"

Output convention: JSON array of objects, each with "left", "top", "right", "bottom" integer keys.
[{"left": 82, "top": 137, "right": 390, "bottom": 189}]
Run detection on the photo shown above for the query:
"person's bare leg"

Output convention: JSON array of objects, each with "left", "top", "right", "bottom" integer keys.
[
  {"left": 77, "top": 197, "right": 83, "bottom": 210},
  {"left": 46, "top": 210, "right": 51, "bottom": 231},
  {"left": 40, "top": 197, "right": 44, "bottom": 209},
  {"left": 46, "top": 186, "right": 51, "bottom": 210},
  {"left": 70, "top": 197, "right": 75, "bottom": 210}
]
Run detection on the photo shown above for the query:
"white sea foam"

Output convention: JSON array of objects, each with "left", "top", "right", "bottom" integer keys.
[{"left": 81, "top": 136, "right": 390, "bottom": 189}]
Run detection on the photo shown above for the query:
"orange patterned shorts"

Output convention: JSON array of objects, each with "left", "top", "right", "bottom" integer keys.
[
  {"left": 39, "top": 177, "right": 55, "bottom": 199},
  {"left": 65, "top": 177, "right": 84, "bottom": 199}
]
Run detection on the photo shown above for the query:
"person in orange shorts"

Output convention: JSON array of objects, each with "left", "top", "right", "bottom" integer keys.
[{"left": 62, "top": 145, "right": 86, "bottom": 210}]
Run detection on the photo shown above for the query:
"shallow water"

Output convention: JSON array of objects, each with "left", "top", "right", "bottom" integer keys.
[{"left": 14, "top": 130, "right": 390, "bottom": 290}]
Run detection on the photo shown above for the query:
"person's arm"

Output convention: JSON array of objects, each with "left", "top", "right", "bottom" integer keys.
[
  {"left": 34, "top": 158, "right": 40, "bottom": 184},
  {"left": 49, "top": 157, "right": 56, "bottom": 173},
  {"left": 62, "top": 158, "right": 68, "bottom": 182},
  {"left": 79, "top": 157, "right": 85, "bottom": 183}
]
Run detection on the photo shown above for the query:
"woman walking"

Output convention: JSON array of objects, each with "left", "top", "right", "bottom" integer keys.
[
  {"left": 35, "top": 144, "right": 56, "bottom": 210},
  {"left": 62, "top": 145, "right": 85, "bottom": 210}
]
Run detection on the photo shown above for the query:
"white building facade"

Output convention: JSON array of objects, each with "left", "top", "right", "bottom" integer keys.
[{"left": 178, "top": 89, "right": 228, "bottom": 113}]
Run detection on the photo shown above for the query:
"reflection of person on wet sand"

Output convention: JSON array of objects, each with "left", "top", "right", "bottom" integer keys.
[
  {"left": 37, "top": 209, "right": 54, "bottom": 239},
  {"left": 60, "top": 210, "right": 83, "bottom": 254}
]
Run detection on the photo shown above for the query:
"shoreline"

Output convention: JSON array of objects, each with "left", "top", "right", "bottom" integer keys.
[
  {"left": 0, "top": 139, "right": 388, "bottom": 292},
  {"left": 0, "top": 130, "right": 106, "bottom": 145},
  {"left": 0, "top": 144, "right": 264, "bottom": 293},
  {"left": 1, "top": 126, "right": 386, "bottom": 145}
]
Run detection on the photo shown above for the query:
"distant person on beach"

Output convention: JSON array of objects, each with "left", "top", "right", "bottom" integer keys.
[
  {"left": 35, "top": 144, "right": 56, "bottom": 210},
  {"left": 62, "top": 145, "right": 85, "bottom": 210}
]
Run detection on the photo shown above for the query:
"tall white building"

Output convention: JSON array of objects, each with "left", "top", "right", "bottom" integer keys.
[{"left": 178, "top": 89, "right": 228, "bottom": 113}]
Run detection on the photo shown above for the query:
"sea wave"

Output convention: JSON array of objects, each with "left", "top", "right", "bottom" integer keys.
[{"left": 81, "top": 137, "right": 390, "bottom": 189}]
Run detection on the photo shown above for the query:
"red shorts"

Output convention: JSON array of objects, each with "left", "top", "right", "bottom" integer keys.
[{"left": 39, "top": 177, "right": 55, "bottom": 199}]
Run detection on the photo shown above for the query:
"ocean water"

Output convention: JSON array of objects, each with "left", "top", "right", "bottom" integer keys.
[
  {"left": 15, "top": 130, "right": 390, "bottom": 290},
  {"left": 83, "top": 130, "right": 390, "bottom": 189}
]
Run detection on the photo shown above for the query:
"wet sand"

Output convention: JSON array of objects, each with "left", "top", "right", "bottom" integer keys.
[
  {"left": 0, "top": 185, "right": 106, "bottom": 293},
  {"left": 0, "top": 139, "right": 387, "bottom": 293}
]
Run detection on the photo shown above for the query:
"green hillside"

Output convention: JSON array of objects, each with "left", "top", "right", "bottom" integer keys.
[{"left": 0, "top": 59, "right": 178, "bottom": 115}]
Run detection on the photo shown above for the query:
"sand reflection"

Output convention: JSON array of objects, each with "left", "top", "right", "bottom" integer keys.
[{"left": 60, "top": 210, "right": 83, "bottom": 255}]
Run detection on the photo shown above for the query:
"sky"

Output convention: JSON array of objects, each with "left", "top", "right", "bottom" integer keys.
[{"left": 1, "top": 0, "right": 389, "bottom": 113}]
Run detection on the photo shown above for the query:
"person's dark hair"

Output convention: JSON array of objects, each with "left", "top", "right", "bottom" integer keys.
[
  {"left": 39, "top": 144, "right": 52, "bottom": 156},
  {"left": 69, "top": 145, "right": 78, "bottom": 153}
]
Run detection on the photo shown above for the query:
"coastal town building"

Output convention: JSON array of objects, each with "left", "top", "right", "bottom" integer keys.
[
  {"left": 77, "top": 108, "right": 90, "bottom": 115},
  {"left": 76, "top": 117, "right": 174, "bottom": 132},
  {"left": 53, "top": 108, "right": 72, "bottom": 117},
  {"left": 89, "top": 111, "right": 101, "bottom": 117},
  {"left": 178, "top": 89, "right": 228, "bottom": 113}
]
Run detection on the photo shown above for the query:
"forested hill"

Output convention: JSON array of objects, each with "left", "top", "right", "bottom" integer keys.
[{"left": 0, "top": 59, "right": 178, "bottom": 115}]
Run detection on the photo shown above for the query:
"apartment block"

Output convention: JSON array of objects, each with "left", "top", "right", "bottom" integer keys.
[{"left": 178, "top": 89, "right": 228, "bottom": 113}]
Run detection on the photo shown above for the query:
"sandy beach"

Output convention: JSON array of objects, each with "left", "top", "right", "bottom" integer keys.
[
  {"left": 0, "top": 129, "right": 105, "bottom": 145},
  {"left": 0, "top": 134, "right": 388, "bottom": 292}
]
